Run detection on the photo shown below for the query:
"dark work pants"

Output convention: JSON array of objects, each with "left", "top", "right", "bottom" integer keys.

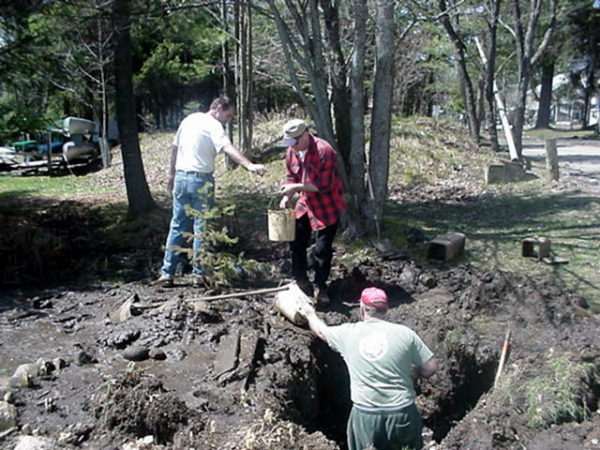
[
  {"left": 347, "top": 403, "right": 424, "bottom": 450},
  {"left": 290, "top": 214, "right": 339, "bottom": 287}
]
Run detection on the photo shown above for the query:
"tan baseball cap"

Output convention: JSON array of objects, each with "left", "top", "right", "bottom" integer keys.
[{"left": 281, "top": 119, "right": 308, "bottom": 146}]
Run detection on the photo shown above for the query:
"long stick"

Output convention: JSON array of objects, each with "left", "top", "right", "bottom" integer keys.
[
  {"left": 494, "top": 329, "right": 512, "bottom": 388},
  {"left": 190, "top": 284, "right": 292, "bottom": 303}
]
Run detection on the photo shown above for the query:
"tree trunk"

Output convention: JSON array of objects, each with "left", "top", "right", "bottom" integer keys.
[
  {"left": 484, "top": 0, "right": 501, "bottom": 152},
  {"left": 510, "top": 0, "right": 558, "bottom": 158},
  {"left": 319, "top": 0, "right": 352, "bottom": 163},
  {"left": 368, "top": 0, "right": 395, "bottom": 230},
  {"left": 113, "top": 0, "right": 155, "bottom": 216},
  {"left": 235, "top": 0, "right": 252, "bottom": 155},
  {"left": 534, "top": 60, "right": 554, "bottom": 129},
  {"left": 347, "top": 0, "right": 368, "bottom": 237},
  {"left": 97, "top": 11, "right": 111, "bottom": 168},
  {"left": 438, "top": 0, "right": 480, "bottom": 145},
  {"left": 581, "top": 50, "right": 596, "bottom": 128}
]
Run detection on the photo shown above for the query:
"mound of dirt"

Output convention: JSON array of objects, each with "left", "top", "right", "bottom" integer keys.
[{"left": 1, "top": 257, "right": 598, "bottom": 449}]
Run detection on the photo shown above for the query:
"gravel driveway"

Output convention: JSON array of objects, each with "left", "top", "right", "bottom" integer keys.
[{"left": 521, "top": 138, "right": 600, "bottom": 193}]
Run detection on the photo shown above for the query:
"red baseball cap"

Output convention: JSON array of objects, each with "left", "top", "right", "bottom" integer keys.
[{"left": 360, "top": 287, "right": 388, "bottom": 308}]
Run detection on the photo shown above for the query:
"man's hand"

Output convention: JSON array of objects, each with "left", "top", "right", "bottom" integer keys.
[
  {"left": 248, "top": 163, "right": 266, "bottom": 175},
  {"left": 279, "top": 195, "right": 291, "bottom": 209}
]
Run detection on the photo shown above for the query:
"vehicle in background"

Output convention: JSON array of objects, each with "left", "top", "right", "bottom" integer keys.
[
  {"left": 3, "top": 116, "right": 101, "bottom": 171},
  {"left": 61, "top": 117, "right": 100, "bottom": 165}
]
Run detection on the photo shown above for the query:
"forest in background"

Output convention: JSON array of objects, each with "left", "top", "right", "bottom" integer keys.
[{"left": 0, "top": 0, "right": 598, "bottom": 228}]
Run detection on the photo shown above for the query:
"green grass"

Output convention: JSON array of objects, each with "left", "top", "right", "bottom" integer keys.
[
  {"left": 0, "top": 171, "right": 111, "bottom": 199},
  {"left": 384, "top": 184, "right": 600, "bottom": 309},
  {"left": 522, "top": 356, "right": 596, "bottom": 428}
]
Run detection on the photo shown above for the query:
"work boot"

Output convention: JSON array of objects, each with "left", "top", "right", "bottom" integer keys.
[
  {"left": 314, "top": 285, "right": 330, "bottom": 304},
  {"left": 152, "top": 274, "right": 174, "bottom": 287}
]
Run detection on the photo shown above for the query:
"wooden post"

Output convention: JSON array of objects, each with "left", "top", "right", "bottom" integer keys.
[{"left": 545, "top": 139, "right": 558, "bottom": 181}]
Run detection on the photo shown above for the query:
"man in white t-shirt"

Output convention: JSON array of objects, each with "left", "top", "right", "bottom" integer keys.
[
  {"left": 154, "top": 96, "right": 265, "bottom": 287},
  {"left": 301, "top": 287, "right": 438, "bottom": 450}
]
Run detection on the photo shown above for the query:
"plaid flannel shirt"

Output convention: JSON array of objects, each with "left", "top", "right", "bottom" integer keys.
[{"left": 283, "top": 135, "right": 345, "bottom": 231}]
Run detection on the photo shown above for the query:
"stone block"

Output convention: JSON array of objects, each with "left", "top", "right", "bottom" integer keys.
[
  {"left": 521, "top": 237, "right": 551, "bottom": 260},
  {"left": 427, "top": 232, "right": 466, "bottom": 261},
  {"left": 485, "top": 159, "right": 525, "bottom": 184}
]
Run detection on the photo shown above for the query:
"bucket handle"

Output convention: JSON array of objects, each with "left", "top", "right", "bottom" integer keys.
[{"left": 268, "top": 194, "right": 285, "bottom": 210}]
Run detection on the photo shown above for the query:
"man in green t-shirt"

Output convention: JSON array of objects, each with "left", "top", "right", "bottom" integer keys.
[{"left": 301, "top": 287, "right": 438, "bottom": 450}]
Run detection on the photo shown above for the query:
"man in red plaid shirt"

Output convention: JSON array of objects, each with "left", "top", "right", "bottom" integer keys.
[{"left": 279, "top": 119, "right": 345, "bottom": 303}]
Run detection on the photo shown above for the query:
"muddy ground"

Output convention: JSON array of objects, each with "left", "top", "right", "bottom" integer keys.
[{"left": 1, "top": 137, "right": 599, "bottom": 450}]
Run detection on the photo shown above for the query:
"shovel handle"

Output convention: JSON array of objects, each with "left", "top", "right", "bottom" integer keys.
[{"left": 190, "top": 284, "right": 292, "bottom": 302}]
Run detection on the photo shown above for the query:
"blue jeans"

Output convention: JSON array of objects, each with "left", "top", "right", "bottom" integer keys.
[{"left": 161, "top": 171, "right": 214, "bottom": 277}]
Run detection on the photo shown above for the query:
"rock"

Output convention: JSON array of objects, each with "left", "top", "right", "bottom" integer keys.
[
  {"left": 9, "top": 374, "right": 30, "bottom": 388},
  {"left": 170, "top": 349, "right": 187, "bottom": 361},
  {"left": 51, "top": 358, "right": 68, "bottom": 371},
  {"left": 108, "top": 297, "right": 136, "bottom": 323},
  {"left": 419, "top": 273, "right": 437, "bottom": 288},
  {"left": 13, "top": 435, "right": 64, "bottom": 450},
  {"left": 4, "top": 391, "right": 14, "bottom": 403},
  {"left": 0, "top": 400, "right": 17, "bottom": 432},
  {"left": 13, "top": 363, "right": 40, "bottom": 380},
  {"left": 122, "top": 435, "right": 155, "bottom": 450},
  {"left": 75, "top": 350, "right": 97, "bottom": 366},
  {"left": 57, "top": 432, "right": 76, "bottom": 445},
  {"left": 122, "top": 346, "right": 150, "bottom": 362},
  {"left": 35, "top": 359, "right": 53, "bottom": 376},
  {"left": 149, "top": 348, "right": 167, "bottom": 360}
]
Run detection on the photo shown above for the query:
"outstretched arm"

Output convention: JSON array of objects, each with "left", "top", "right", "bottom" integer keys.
[
  {"left": 300, "top": 306, "right": 329, "bottom": 342},
  {"left": 222, "top": 144, "right": 265, "bottom": 174}
]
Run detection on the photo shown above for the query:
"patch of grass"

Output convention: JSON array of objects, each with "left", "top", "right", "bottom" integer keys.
[
  {"left": 390, "top": 117, "right": 479, "bottom": 186},
  {"left": 387, "top": 181, "right": 600, "bottom": 309},
  {"left": 0, "top": 172, "right": 104, "bottom": 198},
  {"left": 522, "top": 356, "right": 596, "bottom": 428}
]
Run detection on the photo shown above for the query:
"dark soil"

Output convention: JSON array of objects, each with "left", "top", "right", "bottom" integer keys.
[{"left": 1, "top": 217, "right": 599, "bottom": 449}]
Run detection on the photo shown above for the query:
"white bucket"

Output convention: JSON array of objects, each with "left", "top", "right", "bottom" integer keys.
[
  {"left": 273, "top": 283, "right": 312, "bottom": 325},
  {"left": 267, "top": 208, "right": 296, "bottom": 242}
]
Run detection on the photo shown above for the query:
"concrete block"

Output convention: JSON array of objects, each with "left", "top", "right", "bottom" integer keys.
[
  {"left": 521, "top": 237, "right": 551, "bottom": 260},
  {"left": 485, "top": 159, "right": 525, "bottom": 184},
  {"left": 427, "top": 232, "right": 466, "bottom": 261}
]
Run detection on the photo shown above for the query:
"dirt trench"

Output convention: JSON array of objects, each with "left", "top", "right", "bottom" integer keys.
[{"left": 1, "top": 255, "right": 599, "bottom": 449}]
